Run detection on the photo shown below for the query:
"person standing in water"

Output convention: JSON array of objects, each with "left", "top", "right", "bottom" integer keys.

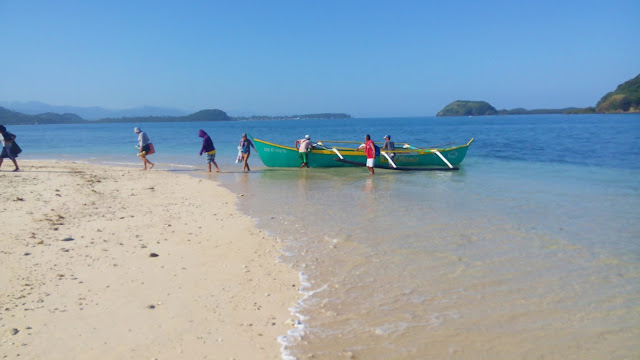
[
  {"left": 0, "top": 125, "right": 20, "bottom": 172},
  {"left": 134, "top": 127, "right": 154, "bottom": 170},
  {"left": 239, "top": 133, "right": 256, "bottom": 172},
  {"left": 295, "top": 134, "right": 313, "bottom": 168},
  {"left": 198, "top": 129, "right": 220, "bottom": 172},
  {"left": 382, "top": 134, "right": 395, "bottom": 162},
  {"left": 364, "top": 134, "right": 375, "bottom": 175}
]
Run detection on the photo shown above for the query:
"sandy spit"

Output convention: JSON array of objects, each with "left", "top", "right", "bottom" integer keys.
[{"left": 0, "top": 161, "right": 299, "bottom": 360}]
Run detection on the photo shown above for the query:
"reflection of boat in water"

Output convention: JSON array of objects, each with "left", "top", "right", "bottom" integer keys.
[{"left": 250, "top": 135, "right": 474, "bottom": 171}]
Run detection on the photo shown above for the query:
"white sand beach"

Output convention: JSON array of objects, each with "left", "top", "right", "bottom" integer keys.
[{"left": 0, "top": 161, "right": 299, "bottom": 359}]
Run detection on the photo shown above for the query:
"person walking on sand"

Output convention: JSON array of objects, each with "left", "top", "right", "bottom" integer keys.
[
  {"left": 198, "top": 129, "right": 220, "bottom": 172},
  {"left": 134, "top": 127, "right": 154, "bottom": 170},
  {"left": 239, "top": 133, "right": 256, "bottom": 172},
  {"left": 0, "top": 125, "right": 20, "bottom": 172},
  {"left": 295, "top": 134, "right": 313, "bottom": 168}
]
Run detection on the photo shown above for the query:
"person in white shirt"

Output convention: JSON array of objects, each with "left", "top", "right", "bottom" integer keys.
[{"left": 295, "top": 134, "right": 313, "bottom": 168}]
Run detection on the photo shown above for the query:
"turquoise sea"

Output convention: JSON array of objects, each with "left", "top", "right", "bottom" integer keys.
[{"left": 6, "top": 114, "right": 640, "bottom": 359}]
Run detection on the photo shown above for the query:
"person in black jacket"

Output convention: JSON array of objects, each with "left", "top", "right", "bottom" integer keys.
[{"left": 0, "top": 125, "right": 20, "bottom": 172}]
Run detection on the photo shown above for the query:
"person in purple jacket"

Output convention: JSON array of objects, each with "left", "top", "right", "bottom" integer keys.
[{"left": 198, "top": 129, "right": 220, "bottom": 172}]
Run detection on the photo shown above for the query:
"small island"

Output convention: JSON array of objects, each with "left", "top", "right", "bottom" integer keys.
[
  {"left": 437, "top": 101, "right": 498, "bottom": 116},
  {"left": 437, "top": 73, "right": 640, "bottom": 116}
]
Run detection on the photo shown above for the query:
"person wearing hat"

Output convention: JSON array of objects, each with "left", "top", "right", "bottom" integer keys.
[
  {"left": 134, "top": 127, "right": 155, "bottom": 170},
  {"left": 382, "top": 134, "right": 395, "bottom": 161},
  {"left": 239, "top": 133, "right": 256, "bottom": 172},
  {"left": 294, "top": 134, "right": 313, "bottom": 168}
]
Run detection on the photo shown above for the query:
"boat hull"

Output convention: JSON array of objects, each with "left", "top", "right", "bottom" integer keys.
[{"left": 252, "top": 137, "right": 473, "bottom": 168}]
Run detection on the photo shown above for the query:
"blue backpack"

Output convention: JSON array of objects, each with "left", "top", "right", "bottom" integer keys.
[{"left": 374, "top": 144, "right": 381, "bottom": 156}]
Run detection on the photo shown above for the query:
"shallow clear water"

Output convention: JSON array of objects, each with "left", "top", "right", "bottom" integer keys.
[
  {"left": 8, "top": 114, "right": 640, "bottom": 359},
  {"left": 221, "top": 158, "right": 639, "bottom": 359}
]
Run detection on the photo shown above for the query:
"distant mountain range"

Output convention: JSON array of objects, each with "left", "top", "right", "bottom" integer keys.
[
  {"left": 437, "top": 73, "right": 640, "bottom": 116},
  {"left": 0, "top": 107, "right": 87, "bottom": 125},
  {"left": 0, "top": 107, "right": 231, "bottom": 125},
  {"left": 0, "top": 103, "right": 352, "bottom": 125},
  {"left": 0, "top": 101, "right": 188, "bottom": 120}
]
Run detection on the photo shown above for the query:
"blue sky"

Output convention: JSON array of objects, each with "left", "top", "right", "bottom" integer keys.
[{"left": 1, "top": 0, "right": 638, "bottom": 117}]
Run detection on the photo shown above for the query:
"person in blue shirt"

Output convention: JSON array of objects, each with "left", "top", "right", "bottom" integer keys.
[{"left": 239, "top": 133, "right": 256, "bottom": 172}]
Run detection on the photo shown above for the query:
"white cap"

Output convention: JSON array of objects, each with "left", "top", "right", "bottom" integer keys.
[
  {"left": 134, "top": 127, "right": 141, "bottom": 133},
  {"left": 305, "top": 135, "right": 310, "bottom": 139}
]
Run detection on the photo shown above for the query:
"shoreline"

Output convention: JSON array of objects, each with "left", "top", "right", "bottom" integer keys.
[{"left": 0, "top": 160, "right": 299, "bottom": 359}]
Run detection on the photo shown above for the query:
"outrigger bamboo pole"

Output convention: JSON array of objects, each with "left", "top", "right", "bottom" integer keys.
[
  {"left": 381, "top": 152, "right": 397, "bottom": 168},
  {"left": 432, "top": 150, "right": 454, "bottom": 169}
]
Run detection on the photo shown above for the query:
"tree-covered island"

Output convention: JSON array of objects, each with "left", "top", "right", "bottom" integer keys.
[{"left": 437, "top": 73, "right": 640, "bottom": 116}]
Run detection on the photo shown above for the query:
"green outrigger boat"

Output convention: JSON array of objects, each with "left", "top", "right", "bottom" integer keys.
[{"left": 250, "top": 135, "right": 474, "bottom": 171}]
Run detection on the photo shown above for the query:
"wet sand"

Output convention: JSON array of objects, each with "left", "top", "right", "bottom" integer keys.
[{"left": 0, "top": 161, "right": 298, "bottom": 359}]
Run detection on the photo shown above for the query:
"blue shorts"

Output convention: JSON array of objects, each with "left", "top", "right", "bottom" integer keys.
[{"left": 206, "top": 151, "right": 216, "bottom": 163}]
